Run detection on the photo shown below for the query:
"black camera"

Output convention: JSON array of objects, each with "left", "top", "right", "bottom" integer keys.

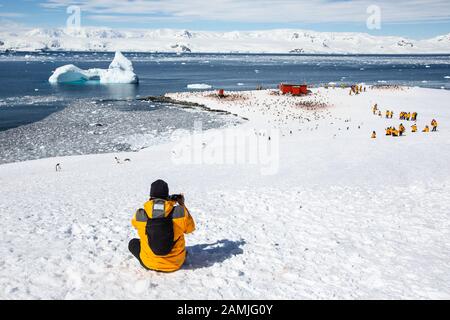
[{"left": 167, "top": 194, "right": 183, "bottom": 201}]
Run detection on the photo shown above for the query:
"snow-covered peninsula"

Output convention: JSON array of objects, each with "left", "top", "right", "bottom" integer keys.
[
  {"left": 1, "top": 27, "right": 450, "bottom": 54},
  {"left": 1, "top": 86, "right": 449, "bottom": 299}
]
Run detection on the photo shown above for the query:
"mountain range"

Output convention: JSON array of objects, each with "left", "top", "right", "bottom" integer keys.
[{"left": 1, "top": 27, "right": 449, "bottom": 54}]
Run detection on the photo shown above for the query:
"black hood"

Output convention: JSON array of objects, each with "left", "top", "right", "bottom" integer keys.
[{"left": 150, "top": 179, "right": 169, "bottom": 199}]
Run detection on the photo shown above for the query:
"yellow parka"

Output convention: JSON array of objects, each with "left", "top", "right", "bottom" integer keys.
[
  {"left": 131, "top": 199, "right": 195, "bottom": 272},
  {"left": 411, "top": 124, "right": 417, "bottom": 132}
]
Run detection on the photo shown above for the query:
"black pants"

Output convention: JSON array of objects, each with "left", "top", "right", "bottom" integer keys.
[{"left": 128, "top": 239, "right": 151, "bottom": 270}]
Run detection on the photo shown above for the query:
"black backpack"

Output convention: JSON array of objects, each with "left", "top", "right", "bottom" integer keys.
[{"left": 145, "top": 199, "right": 175, "bottom": 256}]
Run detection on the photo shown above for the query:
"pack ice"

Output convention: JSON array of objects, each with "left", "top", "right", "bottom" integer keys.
[{"left": 48, "top": 51, "right": 139, "bottom": 84}]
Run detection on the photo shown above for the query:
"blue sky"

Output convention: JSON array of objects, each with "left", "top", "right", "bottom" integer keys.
[{"left": 1, "top": 0, "right": 449, "bottom": 39}]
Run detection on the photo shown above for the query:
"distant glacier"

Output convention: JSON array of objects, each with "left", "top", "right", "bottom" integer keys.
[{"left": 1, "top": 27, "right": 449, "bottom": 54}]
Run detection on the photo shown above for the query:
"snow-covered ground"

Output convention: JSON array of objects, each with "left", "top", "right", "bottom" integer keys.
[
  {"left": 0, "top": 86, "right": 449, "bottom": 299},
  {"left": 1, "top": 27, "right": 450, "bottom": 54}
]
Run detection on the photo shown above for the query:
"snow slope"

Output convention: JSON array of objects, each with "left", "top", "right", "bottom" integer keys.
[
  {"left": 1, "top": 27, "right": 450, "bottom": 54},
  {"left": 0, "top": 87, "right": 449, "bottom": 299}
]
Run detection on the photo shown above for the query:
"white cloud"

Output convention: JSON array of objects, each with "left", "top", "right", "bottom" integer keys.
[
  {"left": 0, "top": 12, "right": 26, "bottom": 18},
  {"left": 41, "top": 0, "right": 450, "bottom": 24}
]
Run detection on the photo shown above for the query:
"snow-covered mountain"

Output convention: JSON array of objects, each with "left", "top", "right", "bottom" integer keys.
[{"left": 1, "top": 27, "right": 449, "bottom": 54}]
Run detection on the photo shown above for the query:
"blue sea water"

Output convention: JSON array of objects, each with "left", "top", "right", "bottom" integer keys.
[{"left": 1, "top": 52, "right": 450, "bottom": 131}]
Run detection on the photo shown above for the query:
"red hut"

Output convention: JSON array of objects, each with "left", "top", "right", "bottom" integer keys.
[{"left": 279, "top": 83, "right": 308, "bottom": 96}]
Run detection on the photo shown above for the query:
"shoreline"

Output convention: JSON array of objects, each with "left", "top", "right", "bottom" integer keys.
[
  {"left": 0, "top": 85, "right": 447, "bottom": 166},
  {"left": 137, "top": 95, "right": 249, "bottom": 120},
  {"left": 3, "top": 50, "right": 450, "bottom": 56}
]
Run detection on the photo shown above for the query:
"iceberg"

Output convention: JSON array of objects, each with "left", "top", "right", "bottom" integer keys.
[
  {"left": 49, "top": 51, "right": 139, "bottom": 84},
  {"left": 187, "top": 83, "right": 212, "bottom": 89}
]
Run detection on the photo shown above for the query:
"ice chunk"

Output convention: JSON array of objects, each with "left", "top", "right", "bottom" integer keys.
[
  {"left": 187, "top": 83, "right": 212, "bottom": 89},
  {"left": 49, "top": 51, "right": 139, "bottom": 84}
]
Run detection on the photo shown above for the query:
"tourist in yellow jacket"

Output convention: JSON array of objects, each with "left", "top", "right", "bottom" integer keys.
[
  {"left": 423, "top": 125, "right": 430, "bottom": 132},
  {"left": 411, "top": 124, "right": 417, "bottom": 132},
  {"left": 399, "top": 123, "right": 406, "bottom": 136},
  {"left": 129, "top": 179, "right": 195, "bottom": 272},
  {"left": 431, "top": 119, "right": 438, "bottom": 132},
  {"left": 386, "top": 127, "right": 392, "bottom": 136}
]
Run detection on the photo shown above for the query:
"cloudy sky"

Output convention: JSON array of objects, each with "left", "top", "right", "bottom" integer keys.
[{"left": 1, "top": 0, "right": 449, "bottom": 38}]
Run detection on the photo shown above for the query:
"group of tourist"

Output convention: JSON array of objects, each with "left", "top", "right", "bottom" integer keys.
[{"left": 370, "top": 104, "right": 439, "bottom": 138}]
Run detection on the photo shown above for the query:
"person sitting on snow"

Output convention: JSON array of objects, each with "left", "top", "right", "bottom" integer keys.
[
  {"left": 386, "top": 127, "right": 392, "bottom": 136},
  {"left": 423, "top": 125, "right": 430, "bottom": 133},
  {"left": 391, "top": 128, "right": 399, "bottom": 137},
  {"left": 371, "top": 131, "right": 377, "bottom": 139},
  {"left": 411, "top": 124, "right": 418, "bottom": 133},
  {"left": 129, "top": 179, "right": 195, "bottom": 272},
  {"left": 431, "top": 119, "right": 438, "bottom": 132}
]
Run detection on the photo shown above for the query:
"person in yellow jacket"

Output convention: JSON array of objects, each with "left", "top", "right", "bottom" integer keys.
[
  {"left": 385, "top": 110, "right": 390, "bottom": 119},
  {"left": 129, "top": 179, "right": 195, "bottom": 272},
  {"left": 411, "top": 124, "right": 417, "bottom": 132},
  {"left": 399, "top": 123, "right": 406, "bottom": 136},
  {"left": 372, "top": 104, "right": 378, "bottom": 115},
  {"left": 431, "top": 119, "right": 438, "bottom": 132},
  {"left": 386, "top": 127, "right": 392, "bottom": 136},
  {"left": 391, "top": 128, "right": 399, "bottom": 137},
  {"left": 422, "top": 125, "right": 430, "bottom": 132}
]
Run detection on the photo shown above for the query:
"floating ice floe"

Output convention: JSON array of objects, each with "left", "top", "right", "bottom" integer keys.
[
  {"left": 49, "top": 51, "right": 139, "bottom": 84},
  {"left": 187, "top": 83, "right": 212, "bottom": 89}
]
